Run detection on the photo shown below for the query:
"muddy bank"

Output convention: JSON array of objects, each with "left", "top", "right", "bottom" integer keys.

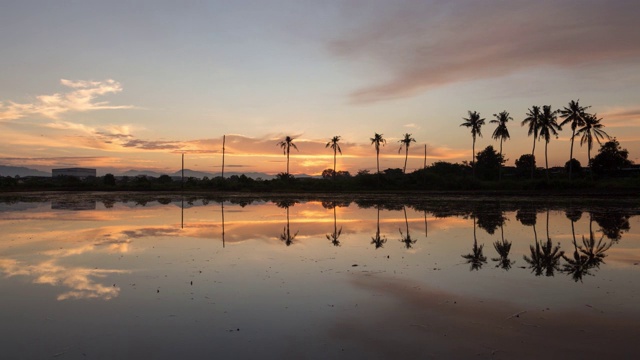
[{"left": 331, "top": 273, "right": 639, "bottom": 359}]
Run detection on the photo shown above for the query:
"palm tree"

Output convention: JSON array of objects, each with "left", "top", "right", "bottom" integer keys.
[
  {"left": 277, "top": 136, "right": 298, "bottom": 175},
  {"left": 576, "top": 114, "right": 610, "bottom": 179},
  {"left": 325, "top": 135, "right": 342, "bottom": 180},
  {"left": 522, "top": 106, "right": 542, "bottom": 179},
  {"left": 460, "top": 111, "right": 485, "bottom": 178},
  {"left": 370, "top": 133, "right": 386, "bottom": 174},
  {"left": 398, "top": 133, "right": 416, "bottom": 174},
  {"left": 538, "top": 105, "right": 562, "bottom": 181},
  {"left": 490, "top": 111, "right": 512, "bottom": 181},
  {"left": 559, "top": 100, "right": 590, "bottom": 179}
]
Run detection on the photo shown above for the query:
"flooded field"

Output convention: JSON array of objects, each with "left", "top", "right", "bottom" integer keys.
[{"left": 1, "top": 193, "right": 639, "bottom": 359}]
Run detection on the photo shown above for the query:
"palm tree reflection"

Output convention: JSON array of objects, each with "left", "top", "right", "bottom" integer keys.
[
  {"left": 325, "top": 202, "right": 343, "bottom": 247},
  {"left": 562, "top": 230, "right": 612, "bottom": 282},
  {"left": 462, "top": 216, "right": 487, "bottom": 271},
  {"left": 276, "top": 200, "right": 298, "bottom": 246},
  {"left": 524, "top": 209, "right": 564, "bottom": 276},
  {"left": 399, "top": 206, "right": 417, "bottom": 249},
  {"left": 371, "top": 205, "right": 387, "bottom": 249},
  {"left": 492, "top": 224, "right": 514, "bottom": 270}
]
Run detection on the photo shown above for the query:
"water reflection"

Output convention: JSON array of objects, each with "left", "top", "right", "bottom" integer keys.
[
  {"left": 323, "top": 201, "right": 343, "bottom": 247},
  {"left": 276, "top": 199, "right": 298, "bottom": 246},
  {"left": 462, "top": 216, "right": 487, "bottom": 271},
  {"left": 524, "top": 210, "right": 564, "bottom": 276},
  {"left": 0, "top": 194, "right": 638, "bottom": 289},
  {"left": 399, "top": 206, "right": 417, "bottom": 249},
  {"left": 371, "top": 205, "right": 387, "bottom": 249}
]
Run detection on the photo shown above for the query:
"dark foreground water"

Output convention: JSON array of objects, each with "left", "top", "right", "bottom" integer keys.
[{"left": 1, "top": 193, "right": 639, "bottom": 359}]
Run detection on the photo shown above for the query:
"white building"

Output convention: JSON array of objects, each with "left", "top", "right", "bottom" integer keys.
[{"left": 52, "top": 168, "right": 97, "bottom": 178}]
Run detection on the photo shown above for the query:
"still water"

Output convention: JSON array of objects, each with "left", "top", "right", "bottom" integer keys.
[{"left": 1, "top": 193, "right": 639, "bottom": 359}]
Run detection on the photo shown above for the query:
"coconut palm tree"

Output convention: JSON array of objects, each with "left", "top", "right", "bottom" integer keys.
[
  {"left": 490, "top": 111, "right": 512, "bottom": 181},
  {"left": 460, "top": 111, "right": 485, "bottom": 178},
  {"left": 537, "top": 105, "right": 562, "bottom": 181},
  {"left": 576, "top": 114, "right": 610, "bottom": 179},
  {"left": 522, "top": 106, "right": 542, "bottom": 179},
  {"left": 325, "top": 135, "right": 342, "bottom": 180},
  {"left": 559, "top": 100, "right": 590, "bottom": 179},
  {"left": 370, "top": 133, "right": 386, "bottom": 174},
  {"left": 277, "top": 136, "right": 298, "bottom": 175},
  {"left": 398, "top": 133, "right": 416, "bottom": 174}
]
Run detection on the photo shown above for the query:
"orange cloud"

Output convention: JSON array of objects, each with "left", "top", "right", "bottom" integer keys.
[{"left": 0, "top": 79, "right": 132, "bottom": 120}]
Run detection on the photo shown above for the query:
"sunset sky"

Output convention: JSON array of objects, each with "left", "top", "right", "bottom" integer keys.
[{"left": 1, "top": 0, "right": 639, "bottom": 176}]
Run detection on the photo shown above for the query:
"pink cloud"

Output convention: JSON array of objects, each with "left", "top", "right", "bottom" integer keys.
[{"left": 330, "top": 1, "right": 640, "bottom": 103}]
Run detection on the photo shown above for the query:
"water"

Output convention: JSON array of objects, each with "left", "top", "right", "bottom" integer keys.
[{"left": 1, "top": 194, "right": 639, "bottom": 359}]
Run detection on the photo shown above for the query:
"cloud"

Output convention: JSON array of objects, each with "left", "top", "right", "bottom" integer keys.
[
  {"left": 330, "top": 0, "right": 640, "bottom": 103},
  {"left": 601, "top": 107, "right": 640, "bottom": 127},
  {"left": 0, "top": 79, "right": 132, "bottom": 120}
]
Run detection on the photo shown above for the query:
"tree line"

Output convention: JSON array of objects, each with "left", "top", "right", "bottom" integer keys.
[{"left": 271, "top": 99, "right": 633, "bottom": 182}]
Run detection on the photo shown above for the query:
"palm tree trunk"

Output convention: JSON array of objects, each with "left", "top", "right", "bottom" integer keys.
[
  {"left": 403, "top": 147, "right": 408, "bottom": 174},
  {"left": 286, "top": 147, "right": 290, "bottom": 175},
  {"left": 531, "top": 138, "right": 536, "bottom": 179},
  {"left": 472, "top": 138, "right": 476, "bottom": 178},
  {"left": 569, "top": 130, "right": 575, "bottom": 179},
  {"left": 545, "top": 141, "right": 549, "bottom": 181},
  {"left": 376, "top": 149, "right": 380, "bottom": 174},
  {"left": 588, "top": 145, "right": 592, "bottom": 180},
  {"left": 499, "top": 138, "right": 503, "bottom": 181},
  {"left": 333, "top": 148, "right": 337, "bottom": 180}
]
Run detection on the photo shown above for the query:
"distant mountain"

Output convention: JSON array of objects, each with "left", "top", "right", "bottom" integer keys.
[
  {"left": 120, "top": 170, "right": 165, "bottom": 177},
  {"left": 171, "top": 169, "right": 216, "bottom": 178},
  {"left": 0, "top": 165, "right": 50, "bottom": 177},
  {"left": 115, "top": 169, "right": 314, "bottom": 180}
]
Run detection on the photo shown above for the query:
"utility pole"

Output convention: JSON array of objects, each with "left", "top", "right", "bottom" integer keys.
[
  {"left": 181, "top": 153, "right": 184, "bottom": 190},
  {"left": 221, "top": 135, "right": 226, "bottom": 179}
]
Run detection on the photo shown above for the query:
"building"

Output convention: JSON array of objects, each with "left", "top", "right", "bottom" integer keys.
[{"left": 52, "top": 168, "right": 97, "bottom": 178}]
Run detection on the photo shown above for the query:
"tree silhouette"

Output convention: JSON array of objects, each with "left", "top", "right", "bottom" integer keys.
[
  {"left": 371, "top": 205, "right": 387, "bottom": 249},
  {"left": 370, "top": 133, "right": 386, "bottom": 174},
  {"left": 326, "top": 203, "right": 343, "bottom": 247},
  {"left": 576, "top": 114, "right": 610, "bottom": 179},
  {"left": 522, "top": 106, "right": 542, "bottom": 179},
  {"left": 460, "top": 111, "right": 485, "bottom": 178},
  {"left": 490, "top": 111, "right": 512, "bottom": 181},
  {"left": 591, "top": 138, "right": 633, "bottom": 176},
  {"left": 277, "top": 136, "right": 298, "bottom": 175},
  {"left": 398, "top": 133, "right": 416, "bottom": 174},
  {"left": 325, "top": 136, "right": 342, "bottom": 180},
  {"left": 462, "top": 216, "right": 487, "bottom": 271},
  {"left": 559, "top": 100, "right": 590, "bottom": 179},
  {"left": 399, "top": 206, "right": 417, "bottom": 249},
  {"left": 537, "top": 105, "right": 561, "bottom": 181}
]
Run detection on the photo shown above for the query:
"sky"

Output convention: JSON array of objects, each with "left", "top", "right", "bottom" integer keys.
[{"left": 1, "top": 0, "right": 640, "bottom": 176}]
